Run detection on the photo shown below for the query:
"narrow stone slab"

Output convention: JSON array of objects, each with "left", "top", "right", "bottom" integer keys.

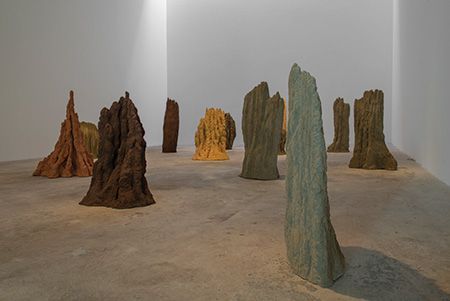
[
  {"left": 225, "top": 113, "right": 236, "bottom": 150},
  {"left": 241, "top": 82, "right": 284, "bottom": 180},
  {"left": 162, "top": 98, "right": 179, "bottom": 153},
  {"left": 349, "top": 90, "right": 397, "bottom": 170},
  {"left": 279, "top": 97, "right": 287, "bottom": 155},
  {"left": 327, "top": 98, "right": 350, "bottom": 152},
  {"left": 285, "top": 64, "right": 345, "bottom": 287},
  {"left": 80, "top": 92, "right": 155, "bottom": 209},
  {"left": 33, "top": 91, "right": 93, "bottom": 178}
]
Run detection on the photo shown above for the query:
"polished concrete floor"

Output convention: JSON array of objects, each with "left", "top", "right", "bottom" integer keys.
[{"left": 0, "top": 147, "right": 449, "bottom": 301}]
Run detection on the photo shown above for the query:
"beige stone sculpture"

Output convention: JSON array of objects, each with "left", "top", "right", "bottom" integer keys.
[
  {"left": 33, "top": 91, "right": 94, "bottom": 178},
  {"left": 193, "top": 108, "right": 229, "bottom": 161},
  {"left": 327, "top": 98, "right": 350, "bottom": 152},
  {"left": 349, "top": 90, "right": 397, "bottom": 170},
  {"left": 80, "top": 121, "right": 99, "bottom": 159}
]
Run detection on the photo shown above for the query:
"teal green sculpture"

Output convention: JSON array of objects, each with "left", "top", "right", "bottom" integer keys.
[{"left": 285, "top": 64, "right": 345, "bottom": 287}]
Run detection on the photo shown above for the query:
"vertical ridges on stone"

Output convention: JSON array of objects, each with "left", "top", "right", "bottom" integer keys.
[
  {"left": 33, "top": 90, "right": 94, "bottom": 178},
  {"left": 285, "top": 64, "right": 345, "bottom": 287},
  {"left": 327, "top": 98, "right": 350, "bottom": 152},
  {"left": 241, "top": 82, "right": 284, "bottom": 180},
  {"left": 80, "top": 121, "right": 99, "bottom": 159},
  {"left": 193, "top": 108, "right": 229, "bottom": 161},
  {"left": 279, "top": 97, "right": 287, "bottom": 155},
  {"left": 349, "top": 90, "right": 397, "bottom": 170},
  {"left": 162, "top": 98, "right": 180, "bottom": 153}
]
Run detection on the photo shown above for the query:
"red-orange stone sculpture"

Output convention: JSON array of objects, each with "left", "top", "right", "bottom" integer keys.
[
  {"left": 80, "top": 92, "right": 155, "bottom": 209},
  {"left": 33, "top": 91, "right": 94, "bottom": 178}
]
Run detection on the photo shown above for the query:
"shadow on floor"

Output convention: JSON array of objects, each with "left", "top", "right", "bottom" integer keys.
[{"left": 331, "top": 246, "right": 450, "bottom": 301}]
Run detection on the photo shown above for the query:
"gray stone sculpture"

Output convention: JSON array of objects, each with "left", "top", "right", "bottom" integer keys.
[
  {"left": 285, "top": 64, "right": 345, "bottom": 287},
  {"left": 327, "top": 98, "right": 350, "bottom": 152},
  {"left": 240, "top": 82, "right": 284, "bottom": 180}
]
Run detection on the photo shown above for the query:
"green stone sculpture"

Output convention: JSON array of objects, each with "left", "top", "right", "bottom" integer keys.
[
  {"left": 285, "top": 64, "right": 345, "bottom": 287},
  {"left": 80, "top": 121, "right": 99, "bottom": 159},
  {"left": 240, "top": 82, "right": 284, "bottom": 180}
]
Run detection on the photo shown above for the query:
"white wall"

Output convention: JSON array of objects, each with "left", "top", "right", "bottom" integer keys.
[
  {"left": 0, "top": 0, "right": 167, "bottom": 162},
  {"left": 168, "top": 0, "right": 393, "bottom": 147},
  {"left": 393, "top": 0, "right": 450, "bottom": 186}
]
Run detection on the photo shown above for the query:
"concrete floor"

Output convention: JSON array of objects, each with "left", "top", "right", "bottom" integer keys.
[{"left": 0, "top": 147, "right": 449, "bottom": 301}]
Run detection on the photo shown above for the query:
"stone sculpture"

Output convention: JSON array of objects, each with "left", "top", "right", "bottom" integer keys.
[
  {"left": 80, "top": 92, "right": 155, "bottom": 209},
  {"left": 225, "top": 113, "right": 236, "bottom": 150},
  {"left": 285, "top": 64, "right": 345, "bottom": 287},
  {"left": 240, "top": 82, "right": 284, "bottom": 180},
  {"left": 349, "top": 90, "right": 397, "bottom": 170},
  {"left": 162, "top": 98, "right": 179, "bottom": 153},
  {"left": 33, "top": 91, "right": 94, "bottom": 178},
  {"left": 192, "top": 108, "right": 229, "bottom": 161},
  {"left": 80, "top": 121, "right": 99, "bottom": 158},
  {"left": 279, "top": 98, "right": 287, "bottom": 155},
  {"left": 327, "top": 98, "right": 350, "bottom": 152}
]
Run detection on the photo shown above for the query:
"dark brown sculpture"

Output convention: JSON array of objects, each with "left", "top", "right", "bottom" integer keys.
[
  {"left": 327, "top": 98, "right": 350, "bottom": 152},
  {"left": 279, "top": 98, "right": 287, "bottom": 155},
  {"left": 80, "top": 92, "right": 155, "bottom": 209},
  {"left": 33, "top": 91, "right": 94, "bottom": 178},
  {"left": 349, "top": 90, "right": 397, "bottom": 170},
  {"left": 162, "top": 98, "right": 179, "bottom": 153},
  {"left": 225, "top": 113, "right": 236, "bottom": 150}
]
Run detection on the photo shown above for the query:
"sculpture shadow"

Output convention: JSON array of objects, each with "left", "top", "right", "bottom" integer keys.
[{"left": 331, "top": 246, "right": 450, "bottom": 301}]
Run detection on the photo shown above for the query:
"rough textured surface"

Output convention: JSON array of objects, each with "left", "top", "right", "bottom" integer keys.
[
  {"left": 193, "top": 108, "right": 229, "bottom": 161},
  {"left": 80, "top": 92, "right": 155, "bottom": 209},
  {"left": 327, "top": 98, "right": 350, "bottom": 153},
  {"left": 349, "top": 90, "right": 398, "bottom": 170},
  {"left": 1, "top": 147, "right": 450, "bottom": 301},
  {"left": 162, "top": 98, "right": 179, "bottom": 153},
  {"left": 225, "top": 113, "right": 236, "bottom": 150},
  {"left": 33, "top": 91, "right": 94, "bottom": 178},
  {"left": 241, "top": 82, "right": 284, "bottom": 180},
  {"left": 285, "top": 64, "right": 345, "bottom": 287},
  {"left": 279, "top": 98, "right": 287, "bottom": 155},
  {"left": 80, "top": 122, "right": 99, "bottom": 159}
]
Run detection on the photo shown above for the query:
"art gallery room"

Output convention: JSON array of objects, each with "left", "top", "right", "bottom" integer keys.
[{"left": 1, "top": 0, "right": 450, "bottom": 300}]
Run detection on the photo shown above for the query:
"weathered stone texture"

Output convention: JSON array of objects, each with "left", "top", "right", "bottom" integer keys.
[
  {"left": 193, "top": 108, "right": 229, "bottom": 161},
  {"left": 80, "top": 92, "right": 155, "bottom": 209},
  {"left": 279, "top": 98, "right": 287, "bottom": 155},
  {"left": 241, "top": 82, "right": 284, "bottom": 180},
  {"left": 162, "top": 98, "right": 179, "bottom": 153},
  {"left": 327, "top": 98, "right": 350, "bottom": 152},
  {"left": 225, "top": 113, "right": 236, "bottom": 150},
  {"left": 285, "top": 64, "right": 345, "bottom": 287},
  {"left": 349, "top": 90, "right": 397, "bottom": 170},
  {"left": 80, "top": 122, "right": 99, "bottom": 159},
  {"left": 33, "top": 91, "right": 94, "bottom": 178}
]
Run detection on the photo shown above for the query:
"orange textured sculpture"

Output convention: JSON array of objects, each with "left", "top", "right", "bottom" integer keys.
[
  {"left": 33, "top": 91, "right": 94, "bottom": 178},
  {"left": 193, "top": 108, "right": 229, "bottom": 161}
]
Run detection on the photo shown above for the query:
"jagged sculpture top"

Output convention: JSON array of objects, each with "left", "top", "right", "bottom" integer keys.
[
  {"left": 285, "top": 64, "right": 345, "bottom": 287},
  {"left": 33, "top": 91, "right": 94, "bottom": 178}
]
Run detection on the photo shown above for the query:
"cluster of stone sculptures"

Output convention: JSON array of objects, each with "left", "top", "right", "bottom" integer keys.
[{"left": 32, "top": 62, "right": 400, "bottom": 287}]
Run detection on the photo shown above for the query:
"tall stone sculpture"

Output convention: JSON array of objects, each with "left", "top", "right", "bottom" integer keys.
[
  {"left": 192, "top": 108, "right": 229, "bottom": 161},
  {"left": 327, "top": 98, "right": 350, "bottom": 152},
  {"left": 80, "top": 121, "right": 99, "bottom": 159},
  {"left": 225, "top": 113, "right": 236, "bottom": 150},
  {"left": 285, "top": 64, "right": 345, "bottom": 287},
  {"left": 279, "top": 98, "right": 287, "bottom": 155},
  {"left": 349, "top": 90, "right": 397, "bottom": 170},
  {"left": 33, "top": 91, "right": 94, "bottom": 178},
  {"left": 162, "top": 98, "right": 179, "bottom": 153},
  {"left": 241, "top": 82, "right": 284, "bottom": 180},
  {"left": 80, "top": 92, "right": 155, "bottom": 209}
]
